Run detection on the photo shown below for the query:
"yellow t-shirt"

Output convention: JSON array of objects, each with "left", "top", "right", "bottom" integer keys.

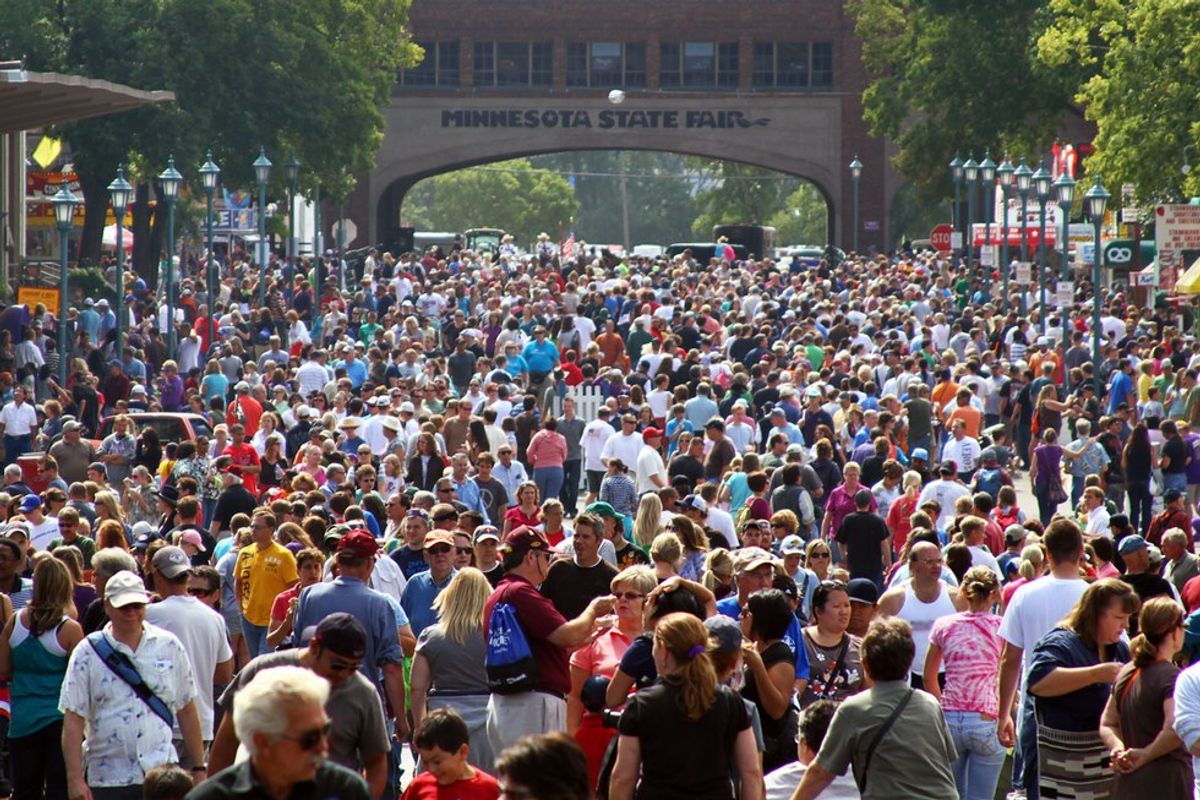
[
  {"left": 236, "top": 541, "right": 299, "bottom": 625},
  {"left": 1137, "top": 372, "right": 1154, "bottom": 403}
]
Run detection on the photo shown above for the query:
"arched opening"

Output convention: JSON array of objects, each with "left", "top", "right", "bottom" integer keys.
[{"left": 375, "top": 148, "right": 835, "bottom": 254}]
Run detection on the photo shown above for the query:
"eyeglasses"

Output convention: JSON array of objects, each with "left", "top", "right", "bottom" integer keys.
[
  {"left": 438, "top": 487, "right": 453, "bottom": 493},
  {"left": 809, "top": 551, "right": 830, "bottom": 560},
  {"left": 188, "top": 587, "right": 216, "bottom": 597},
  {"left": 284, "top": 722, "right": 332, "bottom": 750},
  {"left": 455, "top": 547, "right": 473, "bottom": 555},
  {"left": 427, "top": 545, "right": 452, "bottom": 555},
  {"left": 614, "top": 592, "right": 645, "bottom": 601}
]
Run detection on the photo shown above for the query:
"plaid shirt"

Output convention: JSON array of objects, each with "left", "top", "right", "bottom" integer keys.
[{"left": 599, "top": 473, "right": 638, "bottom": 517}]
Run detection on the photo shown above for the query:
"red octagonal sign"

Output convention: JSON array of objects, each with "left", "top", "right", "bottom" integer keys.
[{"left": 930, "top": 223, "right": 953, "bottom": 252}]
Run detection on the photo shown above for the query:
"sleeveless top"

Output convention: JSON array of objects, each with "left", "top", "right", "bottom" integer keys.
[
  {"left": 9, "top": 612, "right": 69, "bottom": 738},
  {"left": 900, "top": 581, "right": 958, "bottom": 675}
]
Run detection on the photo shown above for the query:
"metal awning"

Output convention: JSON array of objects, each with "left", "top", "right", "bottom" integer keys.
[{"left": 0, "top": 69, "right": 174, "bottom": 133}]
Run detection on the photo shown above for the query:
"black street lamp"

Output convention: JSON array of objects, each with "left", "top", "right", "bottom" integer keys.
[
  {"left": 996, "top": 157, "right": 1014, "bottom": 311},
  {"left": 158, "top": 157, "right": 182, "bottom": 357},
  {"left": 107, "top": 166, "right": 133, "bottom": 356},
  {"left": 253, "top": 147, "right": 272, "bottom": 309},
  {"left": 51, "top": 184, "right": 79, "bottom": 385},
  {"left": 949, "top": 153, "right": 964, "bottom": 255},
  {"left": 964, "top": 154, "right": 979, "bottom": 269},
  {"left": 1084, "top": 176, "right": 1110, "bottom": 396},
  {"left": 199, "top": 152, "right": 221, "bottom": 350},
  {"left": 849, "top": 155, "right": 863, "bottom": 253},
  {"left": 1054, "top": 171, "right": 1077, "bottom": 372},
  {"left": 1033, "top": 161, "right": 1053, "bottom": 334},
  {"left": 285, "top": 157, "right": 301, "bottom": 265}
]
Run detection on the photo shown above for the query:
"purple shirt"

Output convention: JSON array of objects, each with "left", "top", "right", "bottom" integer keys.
[
  {"left": 160, "top": 375, "right": 185, "bottom": 411},
  {"left": 1185, "top": 434, "right": 1200, "bottom": 484}
]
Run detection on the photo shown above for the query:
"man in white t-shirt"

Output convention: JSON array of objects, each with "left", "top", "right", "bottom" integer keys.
[
  {"left": 145, "top": 546, "right": 234, "bottom": 758},
  {"left": 634, "top": 428, "right": 668, "bottom": 496},
  {"left": 959, "top": 515, "right": 1003, "bottom": 582},
  {"left": 917, "top": 464, "right": 972, "bottom": 531},
  {"left": 600, "top": 414, "right": 644, "bottom": 472},
  {"left": 1171, "top": 661, "right": 1200, "bottom": 799},
  {"left": 765, "top": 698, "right": 860, "bottom": 799},
  {"left": 20, "top": 495, "right": 59, "bottom": 551},
  {"left": 997, "top": 518, "right": 1089, "bottom": 798}
]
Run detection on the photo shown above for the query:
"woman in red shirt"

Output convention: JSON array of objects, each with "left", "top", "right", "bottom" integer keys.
[{"left": 503, "top": 481, "right": 542, "bottom": 535}]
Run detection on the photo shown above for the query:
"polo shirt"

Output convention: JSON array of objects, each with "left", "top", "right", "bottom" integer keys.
[
  {"left": 235, "top": 542, "right": 299, "bottom": 626},
  {"left": 293, "top": 577, "right": 405, "bottom": 688},
  {"left": 188, "top": 759, "right": 370, "bottom": 800},
  {"left": 400, "top": 568, "right": 456, "bottom": 638},
  {"left": 484, "top": 573, "right": 569, "bottom": 695}
]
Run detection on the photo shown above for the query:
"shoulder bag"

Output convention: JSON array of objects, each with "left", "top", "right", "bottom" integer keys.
[{"left": 86, "top": 632, "right": 174, "bottom": 729}]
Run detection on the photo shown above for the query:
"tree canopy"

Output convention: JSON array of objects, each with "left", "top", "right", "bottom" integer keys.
[{"left": 0, "top": 0, "right": 419, "bottom": 272}]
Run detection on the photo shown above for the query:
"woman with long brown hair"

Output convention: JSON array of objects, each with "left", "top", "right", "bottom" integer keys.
[
  {"left": 1027, "top": 578, "right": 1137, "bottom": 800},
  {"left": 0, "top": 556, "right": 83, "bottom": 800},
  {"left": 1099, "top": 595, "right": 1192, "bottom": 798},
  {"left": 609, "top": 612, "right": 763, "bottom": 800}
]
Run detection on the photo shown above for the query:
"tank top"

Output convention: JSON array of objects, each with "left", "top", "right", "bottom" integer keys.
[
  {"left": 8, "top": 612, "right": 69, "bottom": 738},
  {"left": 900, "top": 581, "right": 957, "bottom": 676}
]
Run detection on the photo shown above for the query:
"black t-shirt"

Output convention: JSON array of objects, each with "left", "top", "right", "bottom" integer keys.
[
  {"left": 540, "top": 557, "right": 618, "bottom": 620},
  {"left": 740, "top": 640, "right": 796, "bottom": 739},
  {"left": 1122, "top": 572, "right": 1176, "bottom": 634},
  {"left": 668, "top": 454, "right": 704, "bottom": 493},
  {"left": 72, "top": 384, "right": 101, "bottom": 434},
  {"left": 211, "top": 485, "right": 258, "bottom": 531},
  {"left": 835, "top": 511, "right": 890, "bottom": 580},
  {"left": 1163, "top": 436, "right": 1189, "bottom": 475},
  {"left": 619, "top": 681, "right": 750, "bottom": 800},
  {"left": 614, "top": 541, "right": 650, "bottom": 569}
]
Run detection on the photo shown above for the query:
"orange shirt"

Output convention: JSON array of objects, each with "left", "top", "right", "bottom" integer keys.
[
  {"left": 931, "top": 381, "right": 959, "bottom": 414},
  {"left": 946, "top": 404, "right": 982, "bottom": 438}
]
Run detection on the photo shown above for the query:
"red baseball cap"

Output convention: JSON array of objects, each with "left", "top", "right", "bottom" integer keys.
[
  {"left": 642, "top": 427, "right": 663, "bottom": 440},
  {"left": 337, "top": 529, "right": 379, "bottom": 558},
  {"left": 501, "top": 527, "right": 560, "bottom": 554}
]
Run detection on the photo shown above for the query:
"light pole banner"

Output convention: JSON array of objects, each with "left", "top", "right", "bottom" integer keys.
[
  {"left": 1015, "top": 263, "right": 1032, "bottom": 284},
  {"left": 980, "top": 245, "right": 996, "bottom": 267}
]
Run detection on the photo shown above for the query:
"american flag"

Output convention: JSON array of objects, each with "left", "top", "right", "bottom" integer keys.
[{"left": 561, "top": 232, "right": 575, "bottom": 259}]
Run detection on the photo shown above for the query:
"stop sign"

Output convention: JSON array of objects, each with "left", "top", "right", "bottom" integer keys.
[{"left": 929, "top": 223, "right": 953, "bottom": 252}]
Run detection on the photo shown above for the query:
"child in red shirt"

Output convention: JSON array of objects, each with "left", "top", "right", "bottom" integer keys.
[{"left": 403, "top": 709, "right": 499, "bottom": 800}]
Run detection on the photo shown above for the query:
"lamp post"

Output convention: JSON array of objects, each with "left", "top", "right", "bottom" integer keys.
[
  {"left": 1033, "top": 161, "right": 1052, "bottom": 334},
  {"left": 949, "top": 153, "right": 963, "bottom": 257},
  {"left": 1084, "top": 176, "right": 1110, "bottom": 396},
  {"left": 1015, "top": 161, "right": 1033, "bottom": 313},
  {"left": 996, "top": 157, "right": 1014, "bottom": 311},
  {"left": 199, "top": 152, "right": 221, "bottom": 350},
  {"left": 1055, "top": 171, "right": 1076, "bottom": 379},
  {"left": 313, "top": 186, "right": 322, "bottom": 309},
  {"left": 107, "top": 166, "right": 133, "bottom": 356},
  {"left": 158, "top": 157, "right": 182, "bottom": 357},
  {"left": 979, "top": 152, "right": 996, "bottom": 281},
  {"left": 849, "top": 155, "right": 863, "bottom": 254},
  {"left": 50, "top": 184, "right": 79, "bottom": 385},
  {"left": 285, "top": 157, "right": 300, "bottom": 265},
  {"left": 964, "top": 155, "right": 979, "bottom": 269},
  {"left": 253, "top": 147, "right": 272, "bottom": 309}
]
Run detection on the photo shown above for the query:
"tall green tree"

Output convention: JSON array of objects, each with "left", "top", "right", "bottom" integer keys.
[
  {"left": 690, "top": 161, "right": 805, "bottom": 237},
  {"left": 847, "top": 0, "right": 1077, "bottom": 201},
  {"left": 767, "top": 184, "right": 829, "bottom": 245},
  {"left": 405, "top": 160, "right": 579, "bottom": 246},
  {"left": 1038, "top": 0, "right": 1200, "bottom": 202},
  {"left": 0, "top": 0, "right": 419, "bottom": 275}
]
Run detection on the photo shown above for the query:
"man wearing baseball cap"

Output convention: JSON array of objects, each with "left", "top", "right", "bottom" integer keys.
[
  {"left": 61, "top": 571, "right": 207, "bottom": 796},
  {"left": 400, "top": 530, "right": 457, "bottom": 637},
  {"left": 208, "top": 613, "right": 390, "bottom": 796},
  {"left": 291, "top": 529, "right": 412, "bottom": 743},
  {"left": 484, "top": 527, "right": 615, "bottom": 753},
  {"left": 715, "top": 547, "right": 811, "bottom": 686},
  {"left": 634, "top": 427, "right": 667, "bottom": 496},
  {"left": 145, "top": 546, "right": 233, "bottom": 759}
]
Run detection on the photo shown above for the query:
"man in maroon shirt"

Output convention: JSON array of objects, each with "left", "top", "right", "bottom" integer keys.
[{"left": 483, "top": 527, "right": 614, "bottom": 754}]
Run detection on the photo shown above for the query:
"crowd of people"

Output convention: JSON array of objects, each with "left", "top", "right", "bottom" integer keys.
[{"left": 0, "top": 239, "right": 1197, "bottom": 799}]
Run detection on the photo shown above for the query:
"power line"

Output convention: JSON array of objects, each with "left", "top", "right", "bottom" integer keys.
[{"left": 459, "top": 164, "right": 816, "bottom": 183}]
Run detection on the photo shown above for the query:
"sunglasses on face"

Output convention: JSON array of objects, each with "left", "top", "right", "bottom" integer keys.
[
  {"left": 614, "top": 592, "right": 645, "bottom": 601},
  {"left": 455, "top": 547, "right": 473, "bottom": 555},
  {"left": 427, "top": 545, "right": 452, "bottom": 555},
  {"left": 285, "top": 721, "right": 332, "bottom": 750},
  {"left": 809, "top": 551, "right": 830, "bottom": 559},
  {"left": 188, "top": 586, "right": 216, "bottom": 597}
]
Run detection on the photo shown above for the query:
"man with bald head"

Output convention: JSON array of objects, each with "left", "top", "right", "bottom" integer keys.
[{"left": 877, "top": 540, "right": 965, "bottom": 690}]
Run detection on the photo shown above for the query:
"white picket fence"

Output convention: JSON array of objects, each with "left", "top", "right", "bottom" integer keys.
[{"left": 554, "top": 384, "right": 609, "bottom": 421}]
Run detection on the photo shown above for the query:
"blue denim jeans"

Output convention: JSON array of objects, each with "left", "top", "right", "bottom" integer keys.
[
  {"left": 241, "top": 618, "right": 269, "bottom": 658},
  {"left": 532, "top": 466, "right": 564, "bottom": 505},
  {"left": 945, "top": 710, "right": 1006, "bottom": 800}
]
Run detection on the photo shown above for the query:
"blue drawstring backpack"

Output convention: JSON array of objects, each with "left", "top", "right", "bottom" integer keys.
[{"left": 485, "top": 599, "right": 539, "bottom": 694}]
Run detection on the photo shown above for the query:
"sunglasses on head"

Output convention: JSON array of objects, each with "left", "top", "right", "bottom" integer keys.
[{"left": 285, "top": 721, "right": 332, "bottom": 750}]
